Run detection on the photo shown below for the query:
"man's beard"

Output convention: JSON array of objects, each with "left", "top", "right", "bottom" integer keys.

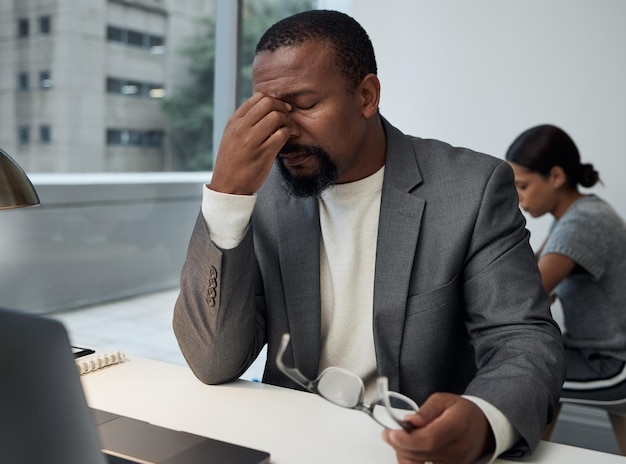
[{"left": 276, "top": 143, "right": 338, "bottom": 197}]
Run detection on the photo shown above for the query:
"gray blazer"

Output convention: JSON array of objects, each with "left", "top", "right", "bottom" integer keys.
[{"left": 173, "top": 118, "right": 566, "bottom": 457}]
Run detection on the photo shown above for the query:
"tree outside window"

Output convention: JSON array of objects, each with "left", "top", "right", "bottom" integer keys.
[{"left": 161, "top": 0, "right": 315, "bottom": 171}]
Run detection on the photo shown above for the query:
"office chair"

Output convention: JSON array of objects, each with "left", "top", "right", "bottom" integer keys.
[{"left": 544, "top": 378, "right": 626, "bottom": 455}]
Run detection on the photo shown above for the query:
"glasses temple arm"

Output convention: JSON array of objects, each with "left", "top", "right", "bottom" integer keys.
[{"left": 276, "top": 333, "right": 315, "bottom": 390}]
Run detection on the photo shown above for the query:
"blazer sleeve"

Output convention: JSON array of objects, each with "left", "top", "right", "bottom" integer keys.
[
  {"left": 461, "top": 162, "right": 566, "bottom": 456},
  {"left": 172, "top": 212, "right": 266, "bottom": 384}
]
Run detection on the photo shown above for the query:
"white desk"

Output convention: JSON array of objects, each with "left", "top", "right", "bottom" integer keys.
[{"left": 81, "top": 356, "right": 626, "bottom": 464}]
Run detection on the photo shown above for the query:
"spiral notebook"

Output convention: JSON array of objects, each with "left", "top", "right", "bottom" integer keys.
[{"left": 75, "top": 348, "right": 126, "bottom": 375}]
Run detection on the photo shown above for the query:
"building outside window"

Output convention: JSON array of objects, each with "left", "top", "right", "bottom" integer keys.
[
  {"left": 18, "top": 72, "right": 29, "bottom": 91},
  {"left": 39, "top": 16, "right": 51, "bottom": 35},
  {"left": 17, "top": 18, "right": 29, "bottom": 37},
  {"left": 40, "top": 125, "right": 51, "bottom": 143},
  {"left": 39, "top": 71, "right": 52, "bottom": 89}
]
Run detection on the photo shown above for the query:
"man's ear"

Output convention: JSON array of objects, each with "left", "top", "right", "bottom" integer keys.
[
  {"left": 358, "top": 73, "right": 380, "bottom": 118},
  {"left": 550, "top": 166, "right": 568, "bottom": 189}
]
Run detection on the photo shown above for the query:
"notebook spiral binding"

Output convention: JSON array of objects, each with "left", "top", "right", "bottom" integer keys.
[{"left": 76, "top": 350, "right": 126, "bottom": 375}]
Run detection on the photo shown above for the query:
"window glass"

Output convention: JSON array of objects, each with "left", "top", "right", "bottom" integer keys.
[
  {"left": 39, "top": 70, "right": 52, "bottom": 89},
  {"left": 127, "top": 29, "right": 144, "bottom": 47},
  {"left": 148, "top": 84, "right": 166, "bottom": 99},
  {"left": 40, "top": 125, "right": 51, "bottom": 143},
  {"left": 107, "top": 25, "right": 124, "bottom": 43},
  {"left": 18, "top": 18, "right": 29, "bottom": 37},
  {"left": 148, "top": 34, "right": 165, "bottom": 54},
  {"left": 160, "top": 0, "right": 315, "bottom": 172},
  {"left": 238, "top": 0, "right": 317, "bottom": 104},
  {"left": 106, "top": 77, "right": 122, "bottom": 93},
  {"left": 18, "top": 72, "right": 29, "bottom": 91},
  {"left": 18, "top": 126, "right": 30, "bottom": 144},
  {"left": 39, "top": 16, "right": 51, "bottom": 35}
]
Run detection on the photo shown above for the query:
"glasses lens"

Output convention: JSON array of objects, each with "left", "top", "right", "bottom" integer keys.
[
  {"left": 371, "top": 394, "right": 417, "bottom": 430},
  {"left": 316, "top": 368, "right": 363, "bottom": 408}
]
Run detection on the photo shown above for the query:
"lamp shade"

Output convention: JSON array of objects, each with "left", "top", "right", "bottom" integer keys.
[{"left": 0, "top": 148, "right": 40, "bottom": 210}]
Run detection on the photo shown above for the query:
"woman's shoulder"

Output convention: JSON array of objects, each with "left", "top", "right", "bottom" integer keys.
[
  {"left": 567, "top": 195, "right": 621, "bottom": 221},
  {"left": 558, "top": 195, "right": 626, "bottom": 240}
]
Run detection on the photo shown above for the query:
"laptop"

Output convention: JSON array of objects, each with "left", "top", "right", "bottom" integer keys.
[{"left": 0, "top": 307, "right": 270, "bottom": 464}]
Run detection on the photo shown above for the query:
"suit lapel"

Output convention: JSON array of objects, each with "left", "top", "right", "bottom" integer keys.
[
  {"left": 374, "top": 120, "right": 426, "bottom": 391},
  {"left": 277, "top": 194, "right": 321, "bottom": 380}
]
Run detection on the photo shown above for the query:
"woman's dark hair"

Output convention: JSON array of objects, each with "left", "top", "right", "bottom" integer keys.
[
  {"left": 255, "top": 9, "right": 377, "bottom": 90},
  {"left": 505, "top": 124, "right": 600, "bottom": 188}
]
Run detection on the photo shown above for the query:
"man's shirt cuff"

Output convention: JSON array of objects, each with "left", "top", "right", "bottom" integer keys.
[
  {"left": 463, "top": 395, "right": 519, "bottom": 463},
  {"left": 201, "top": 185, "right": 256, "bottom": 249}
]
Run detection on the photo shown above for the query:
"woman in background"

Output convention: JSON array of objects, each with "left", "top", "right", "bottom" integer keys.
[{"left": 506, "top": 124, "right": 626, "bottom": 408}]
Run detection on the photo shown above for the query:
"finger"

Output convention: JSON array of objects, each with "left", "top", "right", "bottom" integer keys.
[
  {"left": 386, "top": 397, "right": 492, "bottom": 464},
  {"left": 237, "top": 92, "right": 291, "bottom": 128},
  {"left": 252, "top": 106, "right": 293, "bottom": 147},
  {"left": 231, "top": 92, "right": 267, "bottom": 119},
  {"left": 382, "top": 429, "right": 433, "bottom": 464},
  {"left": 224, "top": 95, "right": 292, "bottom": 154}
]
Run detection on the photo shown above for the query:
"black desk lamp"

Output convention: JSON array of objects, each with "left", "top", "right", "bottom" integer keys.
[{"left": 0, "top": 148, "right": 40, "bottom": 209}]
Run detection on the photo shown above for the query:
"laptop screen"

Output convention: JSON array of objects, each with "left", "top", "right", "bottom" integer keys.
[{"left": 0, "top": 307, "right": 107, "bottom": 464}]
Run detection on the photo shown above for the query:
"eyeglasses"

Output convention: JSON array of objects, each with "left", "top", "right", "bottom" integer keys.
[{"left": 276, "top": 333, "right": 418, "bottom": 431}]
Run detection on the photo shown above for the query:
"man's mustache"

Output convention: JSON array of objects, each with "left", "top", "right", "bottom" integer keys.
[{"left": 279, "top": 143, "right": 327, "bottom": 157}]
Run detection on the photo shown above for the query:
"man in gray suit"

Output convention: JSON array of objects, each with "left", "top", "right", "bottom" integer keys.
[{"left": 173, "top": 10, "right": 566, "bottom": 464}]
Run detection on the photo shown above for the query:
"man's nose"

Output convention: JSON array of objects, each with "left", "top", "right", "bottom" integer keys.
[{"left": 288, "top": 120, "right": 301, "bottom": 139}]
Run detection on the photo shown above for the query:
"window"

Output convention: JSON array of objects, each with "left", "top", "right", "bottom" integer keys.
[
  {"left": 144, "top": 130, "right": 164, "bottom": 147},
  {"left": 127, "top": 30, "right": 144, "bottom": 47},
  {"left": 106, "top": 77, "right": 122, "bottom": 94},
  {"left": 121, "top": 80, "right": 141, "bottom": 96},
  {"left": 107, "top": 25, "right": 124, "bottom": 43},
  {"left": 39, "top": 16, "right": 51, "bottom": 35},
  {"left": 40, "top": 71, "right": 52, "bottom": 89},
  {"left": 18, "top": 126, "right": 30, "bottom": 144},
  {"left": 148, "top": 84, "right": 166, "bottom": 99},
  {"left": 107, "top": 129, "right": 165, "bottom": 148},
  {"left": 149, "top": 35, "right": 166, "bottom": 54},
  {"left": 40, "top": 125, "right": 52, "bottom": 143},
  {"left": 107, "top": 25, "right": 165, "bottom": 53},
  {"left": 107, "top": 77, "right": 165, "bottom": 99},
  {"left": 18, "top": 72, "right": 29, "bottom": 91},
  {"left": 18, "top": 18, "right": 29, "bottom": 38}
]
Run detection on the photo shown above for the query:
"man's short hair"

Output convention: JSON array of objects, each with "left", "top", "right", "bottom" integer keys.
[{"left": 256, "top": 9, "right": 377, "bottom": 90}]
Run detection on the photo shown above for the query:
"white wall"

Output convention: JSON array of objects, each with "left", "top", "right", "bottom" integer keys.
[{"left": 323, "top": 0, "right": 626, "bottom": 249}]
